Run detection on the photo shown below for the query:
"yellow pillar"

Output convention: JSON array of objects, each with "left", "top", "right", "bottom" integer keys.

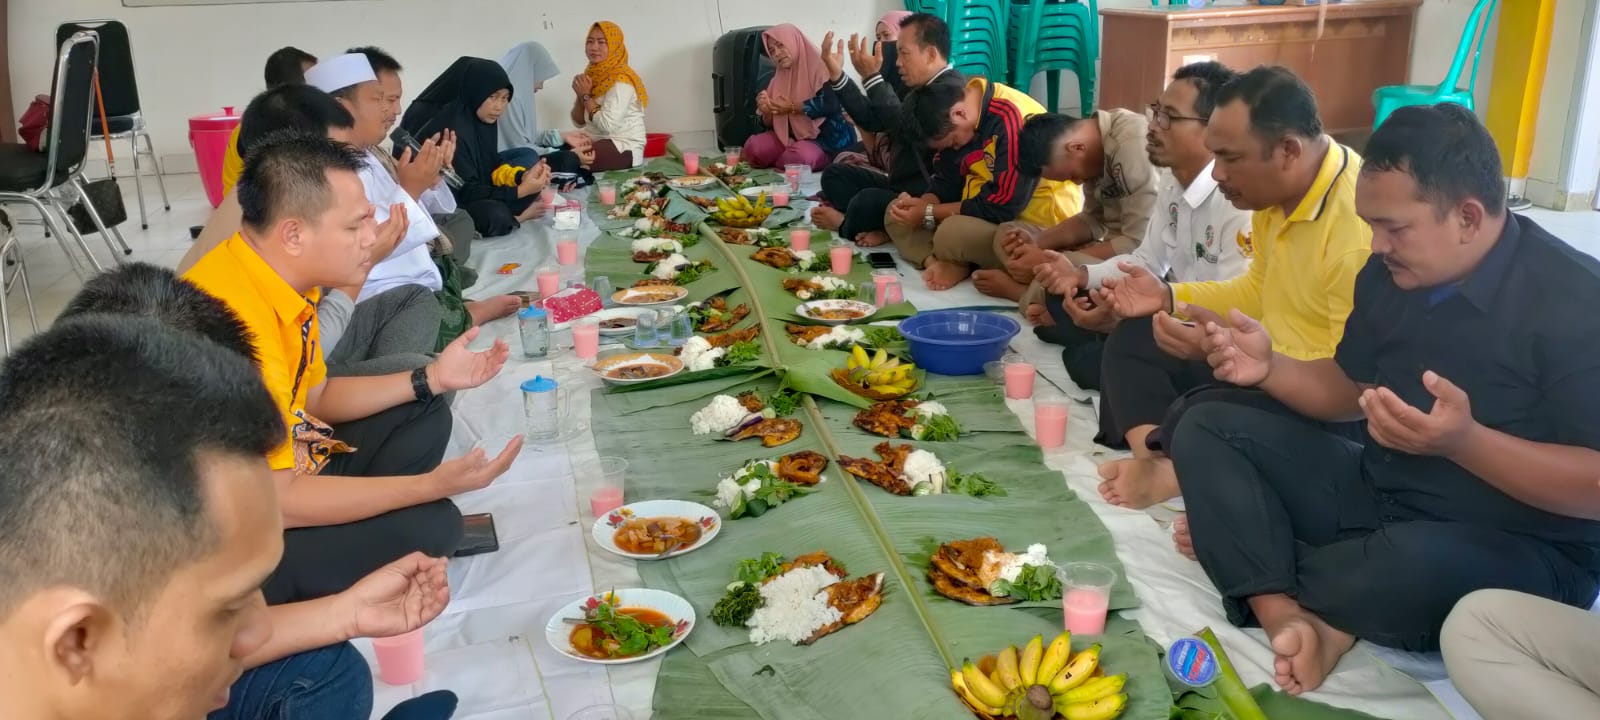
[{"left": 1484, "top": 0, "right": 1556, "bottom": 180}]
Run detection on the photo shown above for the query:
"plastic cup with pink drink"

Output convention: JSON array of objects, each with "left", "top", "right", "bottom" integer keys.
[
  {"left": 573, "top": 317, "right": 600, "bottom": 362},
  {"left": 540, "top": 187, "right": 558, "bottom": 207},
  {"left": 683, "top": 151, "right": 700, "bottom": 175},
  {"left": 723, "top": 147, "right": 742, "bottom": 167},
  {"left": 1002, "top": 353, "right": 1035, "bottom": 400},
  {"left": 597, "top": 182, "right": 618, "bottom": 205},
  {"left": 536, "top": 266, "right": 561, "bottom": 299},
  {"left": 1059, "top": 562, "right": 1116, "bottom": 635},
  {"left": 589, "top": 457, "right": 628, "bottom": 516},
  {"left": 829, "top": 239, "right": 853, "bottom": 275},
  {"left": 371, "top": 628, "right": 426, "bottom": 685},
  {"left": 1034, "top": 392, "right": 1070, "bottom": 449},
  {"left": 557, "top": 235, "right": 579, "bottom": 266},
  {"left": 789, "top": 229, "right": 812, "bottom": 252},
  {"left": 771, "top": 188, "right": 791, "bottom": 207},
  {"left": 784, "top": 164, "right": 804, "bottom": 192}
]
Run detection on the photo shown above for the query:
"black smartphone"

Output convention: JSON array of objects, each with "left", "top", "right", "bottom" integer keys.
[
  {"left": 454, "top": 513, "right": 500, "bottom": 558},
  {"left": 867, "top": 252, "right": 897, "bottom": 270}
]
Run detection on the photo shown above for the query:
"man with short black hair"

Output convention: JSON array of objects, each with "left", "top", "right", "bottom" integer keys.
[
  {"left": 888, "top": 74, "right": 1082, "bottom": 290},
  {"left": 0, "top": 315, "right": 454, "bottom": 720},
  {"left": 184, "top": 133, "right": 520, "bottom": 604},
  {"left": 814, "top": 12, "right": 958, "bottom": 246},
  {"left": 221, "top": 47, "right": 321, "bottom": 200},
  {"left": 1178, "top": 102, "right": 1600, "bottom": 695}
]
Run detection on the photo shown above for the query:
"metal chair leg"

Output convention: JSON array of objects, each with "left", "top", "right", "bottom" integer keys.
[
  {"left": 129, "top": 132, "right": 150, "bottom": 230},
  {"left": 11, "top": 240, "right": 37, "bottom": 335},
  {"left": 141, "top": 131, "right": 172, "bottom": 212},
  {"left": 11, "top": 195, "right": 96, "bottom": 278},
  {"left": 69, "top": 177, "right": 130, "bottom": 261}
]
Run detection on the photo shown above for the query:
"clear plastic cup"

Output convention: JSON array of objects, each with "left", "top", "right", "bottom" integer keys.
[
  {"left": 540, "top": 187, "right": 558, "bottom": 207},
  {"left": 557, "top": 236, "right": 580, "bottom": 266},
  {"left": 683, "top": 151, "right": 700, "bottom": 175},
  {"left": 573, "top": 317, "right": 600, "bottom": 362},
  {"left": 633, "top": 311, "right": 659, "bottom": 348},
  {"left": 723, "top": 147, "right": 742, "bottom": 167},
  {"left": 589, "top": 457, "right": 628, "bottom": 517},
  {"left": 772, "top": 188, "right": 791, "bottom": 207},
  {"left": 1059, "top": 562, "right": 1116, "bottom": 635},
  {"left": 789, "top": 229, "right": 812, "bottom": 252},
  {"left": 371, "top": 628, "right": 426, "bottom": 685},
  {"left": 593, "top": 276, "right": 615, "bottom": 307},
  {"left": 597, "top": 182, "right": 618, "bottom": 206},
  {"left": 1003, "top": 357, "right": 1036, "bottom": 400},
  {"left": 1035, "top": 392, "right": 1070, "bottom": 449},
  {"left": 983, "top": 360, "right": 1006, "bottom": 385},
  {"left": 784, "top": 163, "right": 805, "bottom": 192},
  {"left": 536, "top": 266, "right": 561, "bottom": 299},
  {"left": 829, "top": 240, "right": 854, "bottom": 275}
]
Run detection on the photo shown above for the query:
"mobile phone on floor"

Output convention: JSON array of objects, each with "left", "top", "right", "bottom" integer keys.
[
  {"left": 454, "top": 513, "right": 500, "bottom": 558},
  {"left": 867, "top": 252, "right": 897, "bottom": 270}
]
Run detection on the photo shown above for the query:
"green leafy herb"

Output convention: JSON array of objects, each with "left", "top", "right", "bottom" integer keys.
[
  {"left": 668, "top": 230, "right": 700, "bottom": 248},
  {"left": 947, "top": 469, "right": 1006, "bottom": 497},
  {"left": 861, "top": 326, "right": 904, "bottom": 347},
  {"left": 583, "top": 598, "right": 677, "bottom": 657},
  {"left": 815, "top": 285, "right": 860, "bottom": 301},
  {"left": 736, "top": 552, "right": 787, "bottom": 584},
  {"left": 674, "top": 261, "right": 715, "bottom": 285},
  {"left": 762, "top": 388, "right": 801, "bottom": 418},
  {"left": 785, "top": 253, "right": 832, "bottom": 274},
  {"left": 717, "top": 340, "right": 763, "bottom": 367},
  {"left": 751, "top": 230, "right": 788, "bottom": 248},
  {"left": 910, "top": 412, "right": 961, "bottom": 442},
  {"left": 724, "top": 463, "right": 820, "bottom": 520},
  {"left": 710, "top": 582, "right": 764, "bottom": 627},
  {"left": 989, "top": 563, "right": 1061, "bottom": 601}
]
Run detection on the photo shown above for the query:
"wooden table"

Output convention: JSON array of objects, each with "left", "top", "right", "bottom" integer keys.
[{"left": 1099, "top": 0, "right": 1422, "bottom": 137}]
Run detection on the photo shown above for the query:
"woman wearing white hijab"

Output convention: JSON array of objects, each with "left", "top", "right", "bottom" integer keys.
[{"left": 498, "top": 41, "right": 593, "bottom": 185}]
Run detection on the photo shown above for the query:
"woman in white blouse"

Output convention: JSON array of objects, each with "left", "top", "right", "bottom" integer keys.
[{"left": 568, "top": 21, "right": 648, "bottom": 170}]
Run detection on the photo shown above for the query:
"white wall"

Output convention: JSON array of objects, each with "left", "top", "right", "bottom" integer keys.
[{"left": 8, "top": 0, "right": 896, "bottom": 170}]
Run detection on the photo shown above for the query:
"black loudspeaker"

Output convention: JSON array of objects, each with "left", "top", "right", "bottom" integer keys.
[{"left": 712, "top": 26, "right": 775, "bottom": 149}]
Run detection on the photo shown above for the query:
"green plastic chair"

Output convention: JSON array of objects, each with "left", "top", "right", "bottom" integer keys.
[
  {"left": 907, "top": 0, "right": 949, "bottom": 17},
  {"left": 1371, "top": 0, "right": 1496, "bottom": 129},
  {"left": 1012, "top": 0, "right": 1099, "bottom": 112},
  {"left": 948, "top": 0, "right": 1010, "bottom": 82}
]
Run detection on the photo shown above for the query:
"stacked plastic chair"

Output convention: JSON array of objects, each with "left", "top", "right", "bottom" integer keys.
[
  {"left": 943, "top": 0, "right": 1010, "bottom": 83},
  {"left": 1009, "top": 0, "right": 1098, "bottom": 113}
]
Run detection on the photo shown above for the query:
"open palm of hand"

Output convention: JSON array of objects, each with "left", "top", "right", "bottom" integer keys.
[
  {"left": 431, "top": 327, "right": 510, "bottom": 392},
  {"left": 347, "top": 553, "right": 451, "bottom": 640}
]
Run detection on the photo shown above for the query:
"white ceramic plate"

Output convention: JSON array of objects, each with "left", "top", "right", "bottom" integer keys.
[
  {"left": 740, "top": 185, "right": 784, "bottom": 198},
  {"left": 591, "top": 353, "right": 686, "bottom": 385},
  {"left": 613, "top": 286, "right": 689, "bottom": 306},
  {"left": 544, "top": 588, "right": 695, "bottom": 666},
  {"left": 591, "top": 500, "right": 721, "bottom": 560},
  {"left": 796, "top": 299, "right": 877, "bottom": 326},
  {"left": 583, "top": 307, "right": 657, "bottom": 337},
  {"left": 669, "top": 175, "right": 718, "bottom": 189}
]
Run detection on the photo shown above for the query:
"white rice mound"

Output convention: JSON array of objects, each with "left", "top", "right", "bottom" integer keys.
[{"left": 746, "top": 565, "right": 842, "bottom": 645}]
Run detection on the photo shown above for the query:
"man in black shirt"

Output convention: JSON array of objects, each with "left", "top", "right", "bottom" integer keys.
[
  {"left": 813, "top": 13, "right": 957, "bottom": 247},
  {"left": 1172, "top": 103, "right": 1600, "bottom": 695}
]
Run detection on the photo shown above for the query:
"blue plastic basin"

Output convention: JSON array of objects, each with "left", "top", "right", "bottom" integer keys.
[{"left": 898, "top": 310, "right": 1021, "bottom": 376}]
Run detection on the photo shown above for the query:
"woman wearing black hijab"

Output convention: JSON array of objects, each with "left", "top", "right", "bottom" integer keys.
[{"left": 402, "top": 57, "right": 552, "bottom": 237}]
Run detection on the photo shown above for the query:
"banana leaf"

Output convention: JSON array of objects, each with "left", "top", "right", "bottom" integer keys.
[{"left": 1174, "top": 686, "right": 1395, "bottom": 720}]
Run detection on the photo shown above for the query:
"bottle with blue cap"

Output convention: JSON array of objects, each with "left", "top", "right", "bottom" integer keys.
[
  {"left": 520, "top": 375, "right": 564, "bottom": 440},
  {"left": 518, "top": 306, "right": 550, "bottom": 359}
]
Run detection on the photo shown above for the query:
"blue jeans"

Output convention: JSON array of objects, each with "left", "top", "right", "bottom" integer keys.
[{"left": 212, "top": 642, "right": 458, "bottom": 720}]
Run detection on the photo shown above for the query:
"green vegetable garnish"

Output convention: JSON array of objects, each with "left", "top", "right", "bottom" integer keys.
[
  {"left": 947, "top": 470, "right": 1006, "bottom": 497},
  {"left": 673, "top": 261, "right": 715, "bottom": 285},
  {"left": 710, "top": 582, "right": 763, "bottom": 627},
  {"left": 736, "top": 552, "right": 787, "bottom": 585},
  {"left": 910, "top": 412, "right": 961, "bottom": 442},
  {"left": 763, "top": 388, "right": 801, "bottom": 418},
  {"left": 725, "top": 464, "right": 819, "bottom": 520},
  {"left": 717, "top": 340, "right": 763, "bottom": 367},
  {"left": 861, "top": 326, "right": 905, "bottom": 347},
  {"left": 583, "top": 597, "right": 677, "bottom": 657},
  {"left": 989, "top": 563, "right": 1061, "bottom": 601}
]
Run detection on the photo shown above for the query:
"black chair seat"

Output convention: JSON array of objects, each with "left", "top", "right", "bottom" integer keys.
[
  {"left": 0, "top": 144, "right": 75, "bottom": 193},
  {"left": 90, "top": 114, "right": 138, "bottom": 136}
]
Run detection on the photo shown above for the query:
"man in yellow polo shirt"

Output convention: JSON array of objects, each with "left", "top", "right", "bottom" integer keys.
[
  {"left": 220, "top": 47, "right": 319, "bottom": 198},
  {"left": 1091, "top": 66, "right": 1372, "bottom": 511},
  {"left": 886, "top": 74, "right": 1083, "bottom": 290},
  {"left": 186, "top": 133, "right": 521, "bottom": 604}
]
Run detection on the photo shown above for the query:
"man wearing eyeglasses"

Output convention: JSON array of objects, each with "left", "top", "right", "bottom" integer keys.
[{"left": 974, "top": 99, "right": 1158, "bottom": 307}]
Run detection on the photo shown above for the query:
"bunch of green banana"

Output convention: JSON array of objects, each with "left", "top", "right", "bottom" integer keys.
[
  {"left": 948, "top": 632, "right": 1128, "bottom": 720},
  {"left": 845, "top": 346, "right": 917, "bottom": 397},
  {"left": 711, "top": 192, "right": 773, "bottom": 228}
]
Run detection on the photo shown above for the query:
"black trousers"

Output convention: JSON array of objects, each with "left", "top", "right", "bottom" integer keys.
[
  {"left": 1171, "top": 401, "right": 1600, "bottom": 651},
  {"left": 463, "top": 195, "right": 538, "bottom": 239},
  {"left": 263, "top": 396, "right": 463, "bottom": 605},
  {"left": 1095, "top": 316, "right": 1214, "bottom": 447},
  {"left": 1037, "top": 293, "right": 1107, "bottom": 391},
  {"left": 820, "top": 163, "right": 896, "bottom": 240}
]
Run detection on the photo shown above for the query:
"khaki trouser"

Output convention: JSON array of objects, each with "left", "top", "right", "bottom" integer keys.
[
  {"left": 886, "top": 214, "right": 1004, "bottom": 269},
  {"left": 995, "top": 222, "right": 1103, "bottom": 310},
  {"left": 1441, "top": 589, "right": 1600, "bottom": 720}
]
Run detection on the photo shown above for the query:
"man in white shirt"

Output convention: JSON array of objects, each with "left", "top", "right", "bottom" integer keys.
[{"left": 1036, "top": 62, "right": 1250, "bottom": 392}]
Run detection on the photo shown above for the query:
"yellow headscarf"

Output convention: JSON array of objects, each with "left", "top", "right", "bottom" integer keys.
[{"left": 583, "top": 21, "right": 649, "bottom": 108}]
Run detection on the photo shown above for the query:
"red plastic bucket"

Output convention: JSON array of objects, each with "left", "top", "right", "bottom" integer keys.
[
  {"left": 190, "top": 107, "right": 241, "bottom": 208},
  {"left": 644, "top": 132, "right": 672, "bottom": 158}
]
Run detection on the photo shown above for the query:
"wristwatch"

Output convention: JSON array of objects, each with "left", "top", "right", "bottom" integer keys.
[
  {"left": 411, "top": 366, "right": 435, "bottom": 403},
  {"left": 922, "top": 203, "right": 936, "bottom": 230}
]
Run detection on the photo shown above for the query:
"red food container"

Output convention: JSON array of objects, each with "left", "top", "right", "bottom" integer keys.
[
  {"left": 644, "top": 132, "right": 673, "bottom": 158},
  {"left": 542, "top": 286, "right": 602, "bottom": 325},
  {"left": 190, "top": 107, "right": 241, "bottom": 208}
]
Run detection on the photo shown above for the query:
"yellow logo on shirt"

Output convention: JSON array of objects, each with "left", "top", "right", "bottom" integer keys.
[{"left": 1236, "top": 231, "right": 1254, "bottom": 259}]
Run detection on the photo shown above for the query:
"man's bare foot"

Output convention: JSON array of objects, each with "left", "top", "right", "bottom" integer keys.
[
  {"left": 516, "top": 202, "right": 548, "bottom": 222},
  {"left": 467, "top": 295, "right": 522, "bottom": 325},
  {"left": 922, "top": 258, "right": 973, "bottom": 291},
  {"left": 854, "top": 230, "right": 890, "bottom": 247},
  {"left": 972, "top": 269, "right": 1028, "bottom": 301},
  {"left": 1255, "top": 601, "right": 1356, "bottom": 695},
  {"left": 1172, "top": 514, "right": 1195, "bottom": 560},
  {"left": 1024, "top": 303, "right": 1055, "bottom": 327},
  {"left": 811, "top": 205, "right": 844, "bottom": 231},
  {"left": 1004, "top": 244, "right": 1052, "bottom": 284},
  {"left": 1096, "top": 457, "right": 1181, "bottom": 509}
]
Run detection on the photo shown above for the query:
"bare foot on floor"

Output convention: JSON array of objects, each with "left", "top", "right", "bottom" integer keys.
[
  {"left": 1096, "top": 456, "right": 1181, "bottom": 509},
  {"left": 922, "top": 258, "right": 973, "bottom": 290},
  {"left": 1024, "top": 302, "right": 1055, "bottom": 327},
  {"left": 811, "top": 205, "right": 844, "bottom": 231},
  {"left": 1264, "top": 609, "right": 1356, "bottom": 695},
  {"left": 467, "top": 295, "right": 522, "bottom": 325},
  {"left": 1004, "top": 244, "right": 1052, "bottom": 284},
  {"left": 854, "top": 230, "right": 890, "bottom": 247},
  {"left": 1172, "top": 514, "right": 1195, "bottom": 560},
  {"left": 972, "top": 269, "right": 1028, "bottom": 301}
]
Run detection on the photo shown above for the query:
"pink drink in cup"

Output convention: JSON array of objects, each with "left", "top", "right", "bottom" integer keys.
[
  {"left": 597, "top": 182, "right": 618, "bottom": 205},
  {"left": 573, "top": 318, "right": 600, "bottom": 361},
  {"left": 724, "top": 148, "right": 742, "bottom": 166},
  {"left": 371, "top": 628, "right": 426, "bottom": 685},
  {"left": 557, "top": 237, "right": 579, "bottom": 266},
  {"left": 789, "top": 229, "right": 811, "bottom": 252},
  {"left": 771, "top": 188, "right": 791, "bottom": 207},
  {"left": 589, "top": 457, "right": 628, "bottom": 516},
  {"left": 683, "top": 151, "right": 700, "bottom": 175},
  {"left": 785, "top": 164, "right": 804, "bottom": 192},
  {"left": 540, "top": 187, "right": 557, "bottom": 207},
  {"left": 872, "top": 271, "right": 895, "bottom": 305},
  {"left": 830, "top": 241, "right": 853, "bottom": 275},
  {"left": 1035, "top": 394, "right": 1070, "bottom": 449},
  {"left": 536, "top": 266, "right": 561, "bottom": 299},
  {"left": 1059, "top": 562, "right": 1116, "bottom": 635},
  {"left": 1004, "top": 361, "right": 1036, "bottom": 400}
]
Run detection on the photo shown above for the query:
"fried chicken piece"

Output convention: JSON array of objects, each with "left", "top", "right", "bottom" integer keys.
[
  {"left": 927, "top": 565, "right": 1016, "bottom": 606},
  {"left": 706, "top": 325, "right": 760, "bottom": 348},
  {"left": 736, "top": 391, "right": 765, "bottom": 413},
  {"left": 780, "top": 550, "right": 849, "bottom": 579},
  {"left": 853, "top": 400, "right": 919, "bottom": 438},
  {"left": 687, "top": 195, "right": 717, "bottom": 209},
  {"left": 874, "top": 442, "right": 914, "bottom": 475},
  {"left": 933, "top": 537, "right": 1005, "bottom": 589},
  {"left": 785, "top": 324, "right": 833, "bottom": 346},
  {"left": 632, "top": 250, "right": 672, "bottom": 263},
  {"left": 698, "top": 299, "right": 750, "bottom": 333},
  {"left": 783, "top": 278, "right": 821, "bottom": 295},
  {"left": 716, "top": 227, "right": 753, "bottom": 245},
  {"left": 839, "top": 454, "right": 914, "bottom": 495},
  {"left": 729, "top": 418, "right": 801, "bottom": 447},
  {"left": 777, "top": 450, "right": 829, "bottom": 486},
  {"left": 751, "top": 246, "right": 796, "bottom": 269},
  {"left": 803, "top": 573, "right": 886, "bottom": 645},
  {"left": 631, "top": 277, "right": 678, "bottom": 288}
]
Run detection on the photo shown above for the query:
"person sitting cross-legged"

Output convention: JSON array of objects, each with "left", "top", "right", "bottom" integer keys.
[
  {"left": 1174, "top": 102, "right": 1600, "bottom": 695},
  {"left": 182, "top": 132, "right": 522, "bottom": 605}
]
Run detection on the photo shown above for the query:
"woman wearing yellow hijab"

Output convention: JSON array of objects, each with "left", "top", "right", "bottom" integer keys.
[{"left": 570, "top": 21, "right": 648, "bottom": 170}]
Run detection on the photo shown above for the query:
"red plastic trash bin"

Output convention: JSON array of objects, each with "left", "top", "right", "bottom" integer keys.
[{"left": 190, "top": 107, "right": 241, "bottom": 208}]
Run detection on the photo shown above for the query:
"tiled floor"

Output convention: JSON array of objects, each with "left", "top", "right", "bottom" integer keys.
[{"left": 3, "top": 172, "right": 1597, "bottom": 351}]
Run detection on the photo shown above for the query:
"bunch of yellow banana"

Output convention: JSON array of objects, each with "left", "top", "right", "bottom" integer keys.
[
  {"left": 949, "top": 632, "right": 1128, "bottom": 720},
  {"left": 711, "top": 192, "right": 774, "bottom": 228},
  {"left": 846, "top": 346, "right": 918, "bottom": 397}
]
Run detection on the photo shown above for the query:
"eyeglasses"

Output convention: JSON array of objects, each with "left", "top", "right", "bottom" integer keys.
[{"left": 1147, "top": 103, "right": 1207, "bottom": 131}]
